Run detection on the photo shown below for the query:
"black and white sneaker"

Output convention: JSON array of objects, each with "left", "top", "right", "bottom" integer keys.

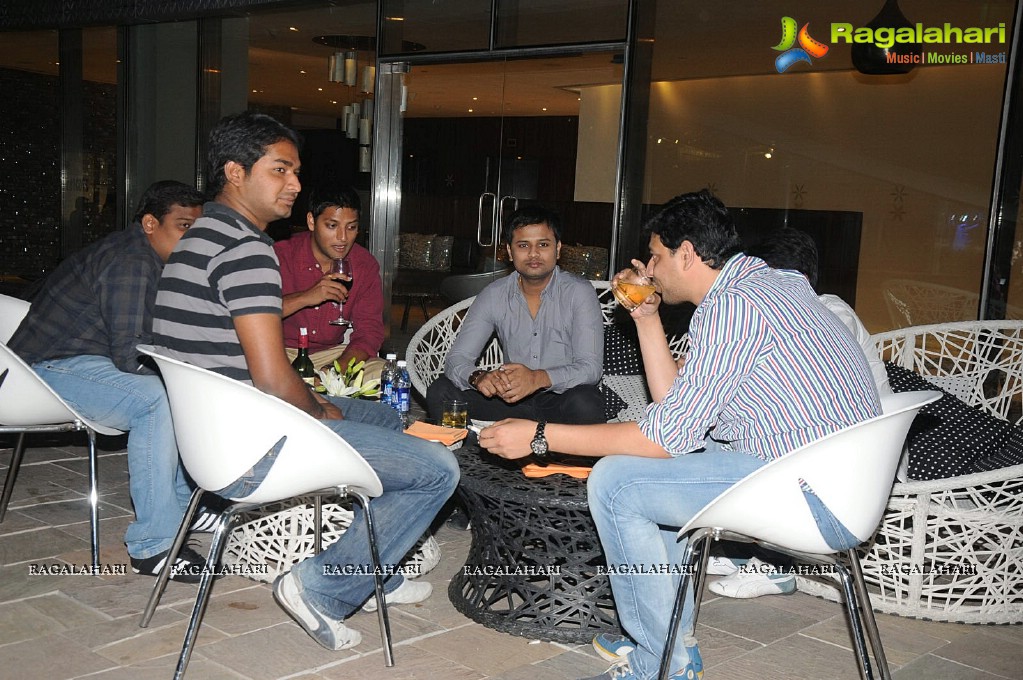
[
  {"left": 188, "top": 508, "right": 222, "bottom": 533},
  {"left": 130, "top": 544, "right": 209, "bottom": 583}
]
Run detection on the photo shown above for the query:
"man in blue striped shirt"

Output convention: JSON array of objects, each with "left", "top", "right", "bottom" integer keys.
[{"left": 480, "top": 190, "right": 881, "bottom": 680}]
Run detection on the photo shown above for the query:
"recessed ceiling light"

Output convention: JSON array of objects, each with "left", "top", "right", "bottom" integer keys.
[{"left": 289, "top": 27, "right": 299, "bottom": 32}]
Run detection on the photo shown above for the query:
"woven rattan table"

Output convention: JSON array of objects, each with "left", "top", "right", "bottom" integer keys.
[{"left": 447, "top": 445, "right": 620, "bottom": 643}]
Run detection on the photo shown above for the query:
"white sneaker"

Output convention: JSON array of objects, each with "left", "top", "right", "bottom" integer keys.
[
  {"left": 708, "top": 557, "right": 796, "bottom": 599},
  {"left": 273, "top": 572, "right": 362, "bottom": 650},
  {"left": 706, "top": 556, "right": 745, "bottom": 576},
  {"left": 362, "top": 578, "right": 433, "bottom": 612},
  {"left": 404, "top": 534, "right": 442, "bottom": 579}
]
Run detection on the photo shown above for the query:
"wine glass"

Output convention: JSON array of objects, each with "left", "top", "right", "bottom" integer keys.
[
  {"left": 611, "top": 267, "right": 657, "bottom": 312},
  {"left": 329, "top": 257, "right": 354, "bottom": 327}
]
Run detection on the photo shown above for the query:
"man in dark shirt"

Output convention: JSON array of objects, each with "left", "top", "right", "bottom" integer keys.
[{"left": 8, "top": 180, "right": 209, "bottom": 580}]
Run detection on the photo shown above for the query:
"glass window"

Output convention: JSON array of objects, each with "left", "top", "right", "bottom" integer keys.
[
  {"left": 0, "top": 29, "right": 60, "bottom": 284},
  {"left": 380, "top": 0, "right": 491, "bottom": 55},
  {"left": 495, "top": 0, "right": 627, "bottom": 48},
  {"left": 638, "top": 0, "right": 1016, "bottom": 332},
  {"left": 80, "top": 26, "right": 118, "bottom": 246}
]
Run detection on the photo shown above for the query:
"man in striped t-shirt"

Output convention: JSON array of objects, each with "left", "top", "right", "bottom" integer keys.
[
  {"left": 153, "top": 112, "right": 458, "bottom": 653},
  {"left": 479, "top": 190, "right": 881, "bottom": 680}
]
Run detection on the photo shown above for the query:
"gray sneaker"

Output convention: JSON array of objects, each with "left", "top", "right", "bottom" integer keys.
[{"left": 273, "top": 572, "right": 362, "bottom": 651}]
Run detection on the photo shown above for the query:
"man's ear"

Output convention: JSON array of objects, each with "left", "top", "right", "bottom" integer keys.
[
  {"left": 140, "top": 214, "right": 158, "bottom": 234},
  {"left": 307, "top": 212, "right": 316, "bottom": 232},
  {"left": 678, "top": 240, "right": 696, "bottom": 269},
  {"left": 224, "top": 160, "right": 246, "bottom": 187}
]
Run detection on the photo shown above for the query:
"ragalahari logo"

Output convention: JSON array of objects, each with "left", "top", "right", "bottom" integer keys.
[{"left": 773, "top": 17, "right": 829, "bottom": 73}]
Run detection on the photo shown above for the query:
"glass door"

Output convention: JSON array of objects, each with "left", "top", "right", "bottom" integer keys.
[{"left": 391, "top": 51, "right": 624, "bottom": 315}]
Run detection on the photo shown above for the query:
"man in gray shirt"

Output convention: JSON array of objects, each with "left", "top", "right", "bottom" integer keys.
[{"left": 426, "top": 206, "right": 604, "bottom": 425}]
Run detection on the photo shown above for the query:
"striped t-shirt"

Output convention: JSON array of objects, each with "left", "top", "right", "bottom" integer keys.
[
  {"left": 638, "top": 254, "right": 882, "bottom": 461},
  {"left": 152, "top": 202, "right": 282, "bottom": 383}
]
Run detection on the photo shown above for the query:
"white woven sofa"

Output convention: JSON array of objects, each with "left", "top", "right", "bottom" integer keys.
[
  {"left": 405, "top": 280, "right": 689, "bottom": 422},
  {"left": 798, "top": 320, "right": 1023, "bottom": 624}
]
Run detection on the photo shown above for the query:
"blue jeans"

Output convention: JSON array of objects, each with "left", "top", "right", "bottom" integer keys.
[
  {"left": 240, "top": 397, "right": 459, "bottom": 620},
  {"left": 587, "top": 448, "right": 766, "bottom": 679},
  {"left": 32, "top": 356, "right": 193, "bottom": 559}
]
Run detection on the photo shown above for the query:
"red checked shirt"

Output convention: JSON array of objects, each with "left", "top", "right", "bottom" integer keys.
[{"left": 273, "top": 232, "right": 385, "bottom": 357}]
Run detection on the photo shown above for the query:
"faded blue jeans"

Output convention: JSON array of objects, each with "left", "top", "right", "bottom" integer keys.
[
  {"left": 219, "top": 396, "right": 459, "bottom": 620},
  {"left": 587, "top": 447, "right": 767, "bottom": 679},
  {"left": 32, "top": 355, "right": 193, "bottom": 559}
]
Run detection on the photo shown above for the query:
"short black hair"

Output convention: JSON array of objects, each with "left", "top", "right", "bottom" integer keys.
[
  {"left": 132, "top": 180, "right": 204, "bottom": 223},
  {"left": 205, "top": 111, "right": 301, "bottom": 198},
  {"left": 307, "top": 186, "right": 361, "bottom": 219},
  {"left": 642, "top": 189, "right": 740, "bottom": 269},
  {"left": 502, "top": 205, "right": 563, "bottom": 245},
  {"left": 746, "top": 228, "right": 819, "bottom": 289}
]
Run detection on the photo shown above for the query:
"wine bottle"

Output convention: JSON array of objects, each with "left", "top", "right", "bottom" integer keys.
[{"left": 292, "top": 327, "right": 316, "bottom": 386}]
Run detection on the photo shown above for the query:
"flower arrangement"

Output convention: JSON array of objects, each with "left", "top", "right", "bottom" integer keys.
[{"left": 316, "top": 358, "right": 381, "bottom": 399}]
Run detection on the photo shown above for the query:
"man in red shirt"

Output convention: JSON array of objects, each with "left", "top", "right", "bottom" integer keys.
[{"left": 274, "top": 187, "right": 385, "bottom": 380}]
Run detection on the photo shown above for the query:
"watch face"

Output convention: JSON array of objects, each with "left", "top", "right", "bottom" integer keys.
[{"left": 531, "top": 436, "right": 548, "bottom": 456}]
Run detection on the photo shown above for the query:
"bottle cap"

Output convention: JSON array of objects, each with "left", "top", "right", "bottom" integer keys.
[
  {"left": 397, "top": 360, "right": 407, "bottom": 366},
  {"left": 386, "top": 353, "right": 397, "bottom": 360},
  {"left": 299, "top": 327, "right": 308, "bottom": 336}
]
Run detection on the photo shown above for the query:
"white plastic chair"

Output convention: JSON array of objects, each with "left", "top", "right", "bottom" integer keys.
[
  {"left": 0, "top": 293, "right": 30, "bottom": 342},
  {"left": 0, "top": 335, "right": 121, "bottom": 569},
  {"left": 135, "top": 346, "right": 393, "bottom": 679},
  {"left": 658, "top": 390, "right": 942, "bottom": 680}
]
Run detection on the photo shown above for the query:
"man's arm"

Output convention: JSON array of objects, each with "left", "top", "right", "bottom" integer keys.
[
  {"left": 443, "top": 295, "right": 498, "bottom": 389},
  {"left": 343, "top": 251, "right": 385, "bottom": 360},
  {"left": 101, "top": 256, "right": 156, "bottom": 373},
  {"left": 281, "top": 275, "right": 348, "bottom": 318},
  {"left": 234, "top": 313, "right": 341, "bottom": 420},
  {"left": 480, "top": 418, "right": 670, "bottom": 459}
]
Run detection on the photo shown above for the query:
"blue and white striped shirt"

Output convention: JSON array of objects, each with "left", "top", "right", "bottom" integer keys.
[{"left": 639, "top": 254, "right": 881, "bottom": 460}]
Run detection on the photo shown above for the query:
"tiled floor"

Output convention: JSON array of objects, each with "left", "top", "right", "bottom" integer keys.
[
  {"left": 2, "top": 436, "right": 1022, "bottom": 680},
  {"left": 2, "top": 309, "right": 1021, "bottom": 679}
]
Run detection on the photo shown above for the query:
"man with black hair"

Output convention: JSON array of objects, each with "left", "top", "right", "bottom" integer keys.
[
  {"left": 479, "top": 190, "right": 881, "bottom": 680},
  {"left": 153, "top": 111, "right": 457, "bottom": 653},
  {"left": 274, "top": 186, "right": 385, "bottom": 379},
  {"left": 426, "top": 205, "right": 605, "bottom": 425},
  {"left": 9, "top": 180, "right": 207, "bottom": 580}
]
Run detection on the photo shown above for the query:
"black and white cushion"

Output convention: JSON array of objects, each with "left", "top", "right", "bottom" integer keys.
[{"left": 886, "top": 362, "right": 1014, "bottom": 480}]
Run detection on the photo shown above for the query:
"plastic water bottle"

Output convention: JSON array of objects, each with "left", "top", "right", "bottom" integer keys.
[
  {"left": 380, "top": 353, "right": 398, "bottom": 409},
  {"left": 395, "top": 360, "right": 411, "bottom": 428}
]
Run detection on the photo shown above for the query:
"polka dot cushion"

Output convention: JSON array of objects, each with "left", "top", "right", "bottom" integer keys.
[
  {"left": 968, "top": 422, "right": 1023, "bottom": 473},
  {"left": 602, "top": 325, "right": 644, "bottom": 421},
  {"left": 886, "top": 362, "right": 1014, "bottom": 480}
]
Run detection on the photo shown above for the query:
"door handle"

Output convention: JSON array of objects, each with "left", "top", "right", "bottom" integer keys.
[
  {"left": 478, "top": 192, "right": 497, "bottom": 247},
  {"left": 498, "top": 195, "right": 519, "bottom": 244}
]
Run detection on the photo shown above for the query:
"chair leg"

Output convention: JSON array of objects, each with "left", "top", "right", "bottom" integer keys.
[
  {"left": 834, "top": 561, "right": 875, "bottom": 680},
  {"left": 140, "top": 488, "right": 204, "bottom": 628},
  {"left": 400, "top": 296, "right": 412, "bottom": 331},
  {"left": 658, "top": 530, "right": 712, "bottom": 680},
  {"left": 173, "top": 507, "right": 241, "bottom": 680},
  {"left": 0, "top": 432, "right": 27, "bottom": 523},
  {"left": 848, "top": 549, "right": 892, "bottom": 680},
  {"left": 349, "top": 488, "right": 394, "bottom": 667},
  {"left": 86, "top": 428, "right": 101, "bottom": 569},
  {"left": 314, "top": 495, "right": 323, "bottom": 555}
]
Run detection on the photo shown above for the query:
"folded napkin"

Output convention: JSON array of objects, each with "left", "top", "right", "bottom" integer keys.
[
  {"left": 522, "top": 463, "right": 592, "bottom": 480},
  {"left": 404, "top": 421, "right": 468, "bottom": 446}
]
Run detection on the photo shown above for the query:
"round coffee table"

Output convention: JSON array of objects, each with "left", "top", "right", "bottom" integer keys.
[{"left": 448, "top": 445, "right": 620, "bottom": 643}]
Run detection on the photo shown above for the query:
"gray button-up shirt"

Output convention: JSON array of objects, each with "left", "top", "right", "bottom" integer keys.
[{"left": 443, "top": 267, "right": 603, "bottom": 393}]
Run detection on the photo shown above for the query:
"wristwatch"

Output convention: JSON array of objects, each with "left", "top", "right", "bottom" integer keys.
[
  {"left": 468, "top": 369, "right": 488, "bottom": 389},
  {"left": 530, "top": 421, "right": 550, "bottom": 465}
]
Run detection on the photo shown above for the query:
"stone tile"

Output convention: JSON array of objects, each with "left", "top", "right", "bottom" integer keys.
[
  {"left": 408, "top": 624, "right": 563, "bottom": 676},
  {"left": 0, "top": 562, "right": 65, "bottom": 603},
  {"left": 707, "top": 632, "right": 864, "bottom": 680},
  {"left": 697, "top": 592, "right": 822, "bottom": 644},
  {"left": 59, "top": 606, "right": 186, "bottom": 650},
  {"left": 490, "top": 647, "right": 608, "bottom": 679},
  {"left": 192, "top": 621, "right": 358, "bottom": 680},
  {"left": 892, "top": 653, "right": 1010, "bottom": 680},
  {"left": 79, "top": 657, "right": 251, "bottom": 680},
  {"left": 931, "top": 627, "right": 1023, "bottom": 678},
  {"left": 0, "top": 526, "right": 90, "bottom": 566},
  {"left": 693, "top": 622, "right": 764, "bottom": 667},
  {"left": 0, "top": 600, "right": 77, "bottom": 645},
  {"left": 318, "top": 643, "right": 484, "bottom": 679},
  {"left": 199, "top": 582, "right": 291, "bottom": 636},
  {"left": 798, "top": 613, "right": 955, "bottom": 667},
  {"left": 17, "top": 497, "right": 130, "bottom": 530},
  {"left": 91, "top": 616, "right": 227, "bottom": 667},
  {"left": 0, "top": 632, "right": 115, "bottom": 679}
]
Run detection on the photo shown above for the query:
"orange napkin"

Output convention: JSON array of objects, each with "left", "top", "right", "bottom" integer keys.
[
  {"left": 522, "top": 463, "right": 592, "bottom": 479},
  {"left": 404, "top": 421, "right": 468, "bottom": 446}
]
